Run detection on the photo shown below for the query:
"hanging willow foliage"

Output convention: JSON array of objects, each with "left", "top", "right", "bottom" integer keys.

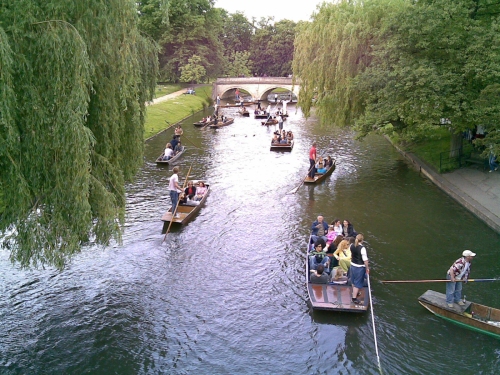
[
  {"left": 293, "top": 0, "right": 402, "bottom": 127},
  {"left": 0, "top": 0, "right": 158, "bottom": 269}
]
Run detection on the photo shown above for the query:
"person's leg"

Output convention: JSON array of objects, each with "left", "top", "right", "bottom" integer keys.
[
  {"left": 445, "top": 274, "right": 454, "bottom": 304},
  {"left": 453, "top": 280, "right": 463, "bottom": 303},
  {"left": 309, "top": 159, "right": 315, "bottom": 178},
  {"left": 170, "top": 190, "right": 179, "bottom": 214}
]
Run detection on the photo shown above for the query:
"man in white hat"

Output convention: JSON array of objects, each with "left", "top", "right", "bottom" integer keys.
[{"left": 446, "top": 250, "right": 476, "bottom": 308}]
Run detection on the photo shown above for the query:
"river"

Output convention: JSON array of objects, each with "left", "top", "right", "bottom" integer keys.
[{"left": 1, "top": 104, "right": 499, "bottom": 374}]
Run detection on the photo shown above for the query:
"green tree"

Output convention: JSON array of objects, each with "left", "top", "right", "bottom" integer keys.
[
  {"left": 0, "top": 0, "right": 158, "bottom": 269},
  {"left": 224, "top": 51, "right": 253, "bottom": 77},
  {"left": 180, "top": 54, "right": 206, "bottom": 83},
  {"left": 250, "top": 18, "right": 297, "bottom": 77},
  {"left": 159, "top": 0, "right": 224, "bottom": 81}
]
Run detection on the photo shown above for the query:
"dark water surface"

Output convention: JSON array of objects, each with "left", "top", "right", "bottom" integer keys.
[{"left": 1, "top": 105, "right": 500, "bottom": 374}]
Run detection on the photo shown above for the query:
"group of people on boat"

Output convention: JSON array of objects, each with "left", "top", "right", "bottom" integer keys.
[
  {"left": 308, "top": 215, "right": 369, "bottom": 305},
  {"left": 272, "top": 130, "right": 294, "bottom": 145},
  {"left": 162, "top": 129, "right": 183, "bottom": 161},
  {"left": 178, "top": 181, "right": 208, "bottom": 206},
  {"left": 199, "top": 114, "right": 227, "bottom": 126},
  {"left": 308, "top": 142, "right": 333, "bottom": 178}
]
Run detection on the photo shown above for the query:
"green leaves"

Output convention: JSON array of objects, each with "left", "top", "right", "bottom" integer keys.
[{"left": 0, "top": 0, "right": 158, "bottom": 269}]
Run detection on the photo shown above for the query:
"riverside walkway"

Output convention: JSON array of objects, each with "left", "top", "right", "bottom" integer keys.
[{"left": 397, "top": 148, "right": 500, "bottom": 234}]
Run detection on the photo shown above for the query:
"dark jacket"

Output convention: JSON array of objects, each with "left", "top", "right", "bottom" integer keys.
[
  {"left": 342, "top": 224, "right": 357, "bottom": 238},
  {"left": 311, "top": 220, "right": 329, "bottom": 236}
]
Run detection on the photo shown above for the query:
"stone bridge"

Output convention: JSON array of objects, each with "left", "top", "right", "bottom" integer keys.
[{"left": 212, "top": 77, "right": 299, "bottom": 101}]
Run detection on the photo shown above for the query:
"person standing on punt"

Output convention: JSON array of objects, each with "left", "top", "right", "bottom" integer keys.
[
  {"left": 168, "top": 166, "right": 182, "bottom": 218},
  {"left": 308, "top": 142, "right": 317, "bottom": 179},
  {"left": 446, "top": 250, "right": 476, "bottom": 308},
  {"left": 350, "top": 234, "right": 369, "bottom": 305}
]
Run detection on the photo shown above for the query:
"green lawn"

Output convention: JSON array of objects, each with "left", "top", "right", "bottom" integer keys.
[{"left": 144, "top": 85, "right": 212, "bottom": 139}]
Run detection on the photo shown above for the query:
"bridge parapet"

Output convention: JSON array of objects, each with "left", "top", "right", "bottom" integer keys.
[{"left": 213, "top": 77, "right": 299, "bottom": 101}]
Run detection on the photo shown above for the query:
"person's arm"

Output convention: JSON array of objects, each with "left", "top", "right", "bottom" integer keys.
[
  {"left": 449, "top": 266, "right": 456, "bottom": 282},
  {"left": 361, "top": 247, "right": 369, "bottom": 274},
  {"left": 333, "top": 248, "right": 341, "bottom": 260}
]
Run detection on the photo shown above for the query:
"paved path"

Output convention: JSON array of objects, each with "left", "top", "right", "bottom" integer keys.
[
  {"left": 395, "top": 144, "right": 500, "bottom": 234},
  {"left": 147, "top": 88, "right": 190, "bottom": 106}
]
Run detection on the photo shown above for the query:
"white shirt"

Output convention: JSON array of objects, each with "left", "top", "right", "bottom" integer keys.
[
  {"left": 164, "top": 148, "right": 174, "bottom": 158},
  {"left": 168, "top": 173, "right": 181, "bottom": 192}
]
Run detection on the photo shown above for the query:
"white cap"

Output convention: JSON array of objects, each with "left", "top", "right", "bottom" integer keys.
[{"left": 462, "top": 250, "right": 476, "bottom": 257}]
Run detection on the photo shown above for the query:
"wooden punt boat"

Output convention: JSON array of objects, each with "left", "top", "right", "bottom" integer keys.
[
  {"left": 239, "top": 107, "right": 250, "bottom": 117},
  {"left": 209, "top": 117, "right": 235, "bottom": 129},
  {"left": 261, "top": 118, "right": 278, "bottom": 126},
  {"left": 270, "top": 140, "right": 294, "bottom": 152},
  {"left": 418, "top": 290, "right": 500, "bottom": 339},
  {"left": 161, "top": 182, "right": 210, "bottom": 226},
  {"left": 303, "top": 159, "right": 336, "bottom": 184},
  {"left": 194, "top": 119, "right": 215, "bottom": 127},
  {"left": 254, "top": 113, "right": 269, "bottom": 119},
  {"left": 306, "top": 236, "right": 369, "bottom": 312},
  {"left": 155, "top": 146, "right": 186, "bottom": 165}
]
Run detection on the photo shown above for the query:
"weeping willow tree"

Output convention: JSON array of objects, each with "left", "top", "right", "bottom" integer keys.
[
  {"left": 0, "top": 0, "right": 158, "bottom": 269},
  {"left": 293, "top": 0, "right": 403, "bottom": 126}
]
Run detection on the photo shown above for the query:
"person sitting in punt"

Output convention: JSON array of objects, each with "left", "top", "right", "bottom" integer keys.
[
  {"left": 287, "top": 131, "right": 294, "bottom": 141},
  {"left": 194, "top": 182, "right": 207, "bottom": 201},
  {"left": 310, "top": 264, "right": 329, "bottom": 284},
  {"left": 163, "top": 143, "right": 174, "bottom": 160},
  {"left": 170, "top": 135, "right": 179, "bottom": 151},
  {"left": 331, "top": 219, "right": 343, "bottom": 236},
  {"left": 330, "top": 267, "right": 348, "bottom": 284},
  {"left": 272, "top": 133, "right": 280, "bottom": 144},
  {"left": 342, "top": 219, "right": 358, "bottom": 238},
  {"left": 174, "top": 140, "right": 183, "bottom": 155},
  {"left": 311, "top": 215, "right": 329, "bottom": 244},
  {"left": 333, "top": 239, "right": 352, "bottom": 273},
  {"left": 324, "top": 156, "right": 333, "bottom": 169},
  {"left": 184, "top": 181, "right": 197, "bottom": 200},
  {"left": 316, "top": 157, "right": 327, "bottom": 174},
  {"left": 326, "top": 234, "right": 344, "bottom": 255},
  {"left": 309, "top": 241, "right": 330, "bottom": 273}
]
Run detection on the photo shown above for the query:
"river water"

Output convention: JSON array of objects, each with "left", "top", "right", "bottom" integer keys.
[{"left": 1, "top": 104, "right": 499, "bottom": 374}]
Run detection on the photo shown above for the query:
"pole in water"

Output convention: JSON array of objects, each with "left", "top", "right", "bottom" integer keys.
[{"left": 367, "top": 273, "right": 382, "bottom": 372}]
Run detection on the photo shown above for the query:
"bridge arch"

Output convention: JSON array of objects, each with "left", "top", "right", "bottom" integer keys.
[{"left": 213, "top": 77, "right": 299, "bottom": 102}]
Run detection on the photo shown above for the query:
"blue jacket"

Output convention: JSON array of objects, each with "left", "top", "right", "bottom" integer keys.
[{"left": 311, "top": 220, "right": 328, "bottom": 236}]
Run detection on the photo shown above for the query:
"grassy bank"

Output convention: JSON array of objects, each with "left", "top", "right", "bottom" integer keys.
[{"left": 144, "top": 85, "right": 212, "bottom": 139}]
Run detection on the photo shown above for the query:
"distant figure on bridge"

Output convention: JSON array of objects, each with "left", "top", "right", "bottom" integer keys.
[
  {"left": 216, "top": 95, "right": 220, "bottom": 105},
  {"left": 235, "top": 89, "right": 240, "bottom": 101}
]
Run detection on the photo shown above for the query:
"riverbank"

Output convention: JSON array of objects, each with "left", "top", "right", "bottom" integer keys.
[
  {"left": 144, "top": 85, "right": 212, "bottom": 140},
  {"left": 389, "top": 137, "right": 500, "bottom": 234}
]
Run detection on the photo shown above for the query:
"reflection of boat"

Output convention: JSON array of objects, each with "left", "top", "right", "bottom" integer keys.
[
  {"left": 239, "top": 107, "right": 250, "bottom": 117},
  {"left": 161, "top": 182, "right": 210, "bottom": 226},
  {"left": 155, "top": 146, "right": 186, "bottom": 164},
  {"left": 270, "top": 140, "right": 294, "bottom": 152},
  {"left": 306, "top": 235, "right": 369, "bottom": 312},
  {"left": 193, "top": 119, "right": 215, "bottom": 127},
  {"left": 418, "top": 290, "right": 500, "bottom": 339},
  {"left": 261, "top": 118, "right": 278, "bottom": 126},
  {"left": 304, "top": 160, "right": 336, "bottom": 184},
  {"left": 209, "top": 117, "right": 235, "bottom": 129}
]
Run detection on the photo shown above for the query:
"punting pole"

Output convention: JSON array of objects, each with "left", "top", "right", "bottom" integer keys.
[
  {"left": 381, "top": 278, "right": 499, "bottom": 283},
  {"left": 367, "top": 273, "right": 382, "bottom": 372}
]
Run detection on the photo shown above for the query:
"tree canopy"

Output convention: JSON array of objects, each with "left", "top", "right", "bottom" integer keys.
[
  {"left": 0, "top": 0, "right": 158, "bottom": 269},
  {"left": 293, "top": 0, "right": 500, "bottom": 155}
]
